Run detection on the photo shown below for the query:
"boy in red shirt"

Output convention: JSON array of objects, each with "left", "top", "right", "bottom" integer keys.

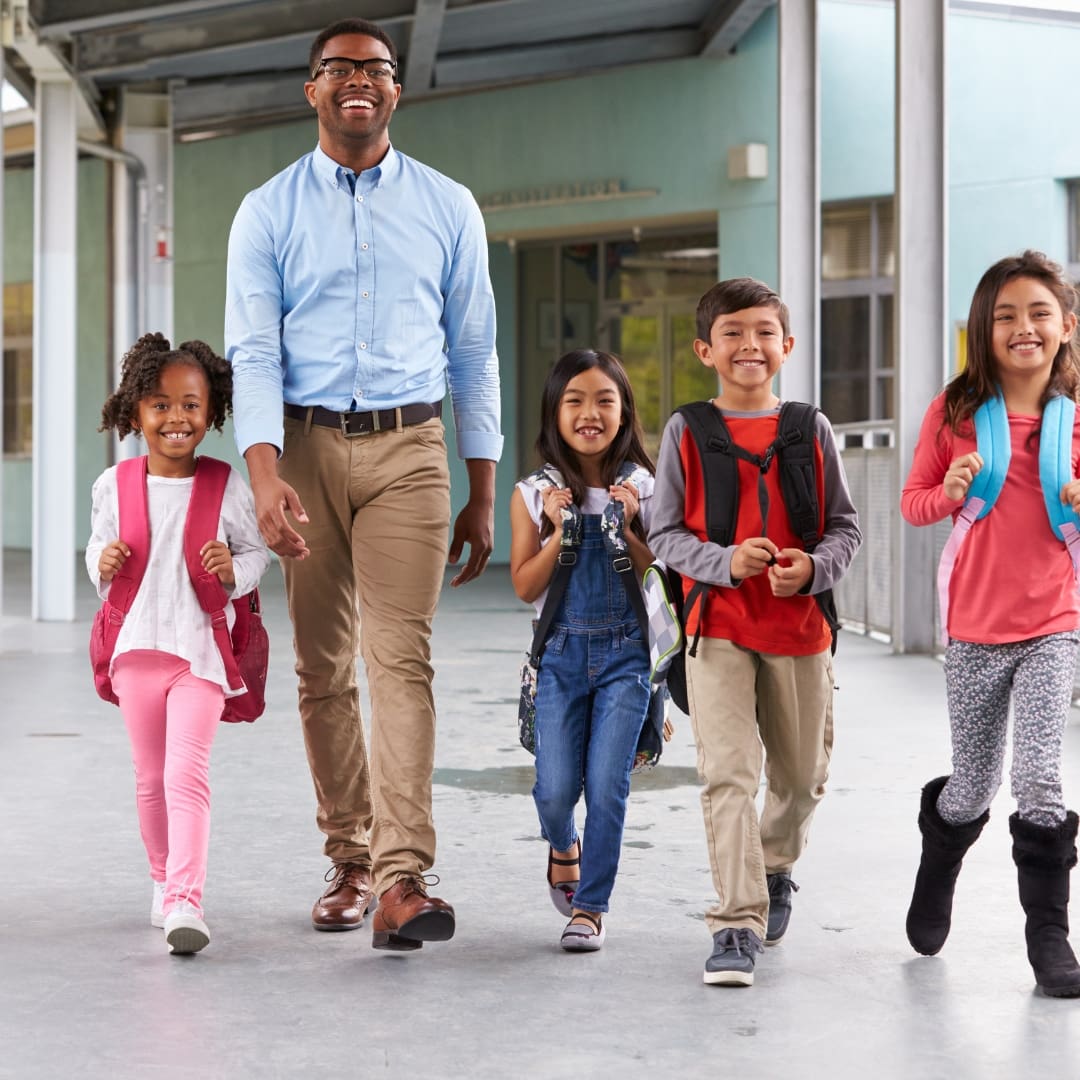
[{"left": 649, "top": 278, "right": 861, "bottom": 986}]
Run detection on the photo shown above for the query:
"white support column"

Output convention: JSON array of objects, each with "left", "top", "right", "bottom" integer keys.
[
  {"left": 32, "top": 77, "right": 78, "bottom": 621},
  {"left": 776, "top": 0, "right": 819, "bottom": 405},
  {"left": 893, "top": 0, "right": 948, "bottom": 653}
]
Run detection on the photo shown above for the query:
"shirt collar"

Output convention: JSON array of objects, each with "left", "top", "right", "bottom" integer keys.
[{"left": 312, "top": 142, "right": 400, "bottom": 192}]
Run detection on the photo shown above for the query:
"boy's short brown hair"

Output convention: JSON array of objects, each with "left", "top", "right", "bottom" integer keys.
[{"left": 696, "top": 277, "right": 790, "bottom": 342}]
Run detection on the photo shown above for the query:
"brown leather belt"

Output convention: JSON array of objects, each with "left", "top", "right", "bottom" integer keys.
[{"left": 284, "top": 400, "right": 442, "bottom": 437}]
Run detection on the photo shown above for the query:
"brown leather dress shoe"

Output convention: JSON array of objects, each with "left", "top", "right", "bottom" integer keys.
[
  {"left": 312, "top": 862, "right": 374, "bottom": 931},
  {"left": 371, "top": 875, "right": 456, "bottom": 951}
]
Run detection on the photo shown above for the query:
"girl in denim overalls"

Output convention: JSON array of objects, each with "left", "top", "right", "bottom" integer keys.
[{"left": 510, "top": 349, "right": 656, "bottom": 951}]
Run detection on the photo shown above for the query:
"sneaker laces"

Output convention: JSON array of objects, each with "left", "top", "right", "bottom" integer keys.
[
  {"left": 767, "top": 873, "right": 799, "bottom": 903},
  {"left": 715, "top": 927, "right": 764, "bottom": 956}
]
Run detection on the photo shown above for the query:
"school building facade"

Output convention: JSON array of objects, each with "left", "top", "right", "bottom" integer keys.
[{"left": 2, "top": 0, "right": 1079, "bottom": 653}]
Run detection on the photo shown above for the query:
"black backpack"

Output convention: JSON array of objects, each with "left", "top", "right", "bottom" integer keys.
[{"left": 661, "top": 400, "right": 840, "bottom": 714}]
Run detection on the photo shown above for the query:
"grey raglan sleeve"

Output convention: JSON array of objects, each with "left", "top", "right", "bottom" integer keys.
[
  {"left": 806, "top": 412, "right": 862, "bottom": 594},
  {"left": 647, "top": 413, "right": 739, "bottom": 588}
]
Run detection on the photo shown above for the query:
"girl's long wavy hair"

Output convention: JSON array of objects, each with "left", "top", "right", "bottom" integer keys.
[
  {"left": 943, "top": 250, "right": 1080, "bottom": 434},
  {"left": 534, "top": 348, "right": 655, "bottom": 540}
]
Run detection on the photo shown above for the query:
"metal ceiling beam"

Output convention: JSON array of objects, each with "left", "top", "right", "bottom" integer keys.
[
  {"left": 35, "top": 0, "right": 268, "bottom": 39},
  {"left": 71, "top": 0, "right": 414, "bottom": 73},
  {"left": 404, "top": 0, "right": 447, "bottom": 92},
  {"left": 435, "top": 27, "right": 702, "bottom": 86},
  {"left": 700, "top": 0, "right": 775, "bottom": 56}
]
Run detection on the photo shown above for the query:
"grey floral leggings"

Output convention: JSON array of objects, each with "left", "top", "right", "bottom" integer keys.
[{"left": 939, "top": 632, "right": 1079, "bottom": 828}]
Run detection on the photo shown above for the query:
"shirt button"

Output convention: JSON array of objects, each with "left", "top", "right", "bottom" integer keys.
[
  {"left": 360, "top": 343, "right": 367, "bottom": 350},
  {"left": 358, "top": 195, "right": 364, "bottom": 202},
  {"left": 361, "top": 242, "right": 369, "bottom": 250},
  {"left": 362, "top": 291, "right": 369, "bottom": 298}
]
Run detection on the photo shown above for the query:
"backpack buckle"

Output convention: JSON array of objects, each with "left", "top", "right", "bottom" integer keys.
[
  {"left": 557, "top": 550, "right": 578, "bottom": 566},
  {"left": 612, "top": 555, "right": 633, "bottom": 573}
]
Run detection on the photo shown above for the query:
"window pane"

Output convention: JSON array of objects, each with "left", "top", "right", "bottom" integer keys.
[
  {"left": 560, "top": 243, "right": 598, "bottom": 351},
  {"left": 821, "top": 296, "right": 870, "bottom": 423},
  {"left": 605, "top": 232, "right": 718, "bottom": 301},
  {"left": 608, "top": 313, "right": 661, "bottom": 453},
  {"left": 877, "top": 199, "right": 895, "bottom": 278},
  {"left": 671, "top": 311, "right": 716, "bottom": 408},
  {"left": 822, "top": 205, "right": 872, "bottom": 281}
]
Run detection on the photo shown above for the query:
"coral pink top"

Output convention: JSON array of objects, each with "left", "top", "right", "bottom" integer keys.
[{"left": 901, "top": 392, "right": 1080, "bottom": 644}]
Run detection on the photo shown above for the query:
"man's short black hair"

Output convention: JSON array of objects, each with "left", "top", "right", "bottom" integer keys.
[
  {"left": 696, "top": 277, "right": 791, "bottom": 342},
  {"left": 308, "top": 18, "right": 397, "bottom": 78}
]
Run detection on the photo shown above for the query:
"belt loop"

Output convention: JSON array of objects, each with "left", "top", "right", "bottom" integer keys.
[
  {"left": 394, "top": 407, "right": 404, "bottom": 432},
  {"left": 303, "top": 407, "right": 313, "bottom": 435}
]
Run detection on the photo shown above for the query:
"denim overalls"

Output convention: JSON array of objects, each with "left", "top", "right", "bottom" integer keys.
[{"left": 532, "top": 513, "right": 652, "bottom": 914}]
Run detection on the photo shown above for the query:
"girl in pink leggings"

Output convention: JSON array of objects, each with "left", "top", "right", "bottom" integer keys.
[{"left": 86, "top": 333, "right": 270, "bottom": 955}]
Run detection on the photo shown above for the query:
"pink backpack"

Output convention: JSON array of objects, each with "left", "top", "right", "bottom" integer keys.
[{"left": 89, "top": 455, "right": 269, "bottom": 723}]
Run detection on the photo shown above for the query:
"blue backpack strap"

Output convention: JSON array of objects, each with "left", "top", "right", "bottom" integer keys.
[
  {"left": 966, "top": 393, "right": 1009, "bottom": 518},
  {"left": 1039, "top": 396, "right": 1080, "bottom": 541}
]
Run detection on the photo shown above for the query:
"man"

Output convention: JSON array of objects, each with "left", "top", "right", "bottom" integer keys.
[{"left": 225, "top": 17, "right": 501, "bottom": 951}]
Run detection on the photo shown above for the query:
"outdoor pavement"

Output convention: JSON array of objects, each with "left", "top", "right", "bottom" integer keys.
[{"left": 2, "top": 549, "right": 1080, "bottom": 1079}]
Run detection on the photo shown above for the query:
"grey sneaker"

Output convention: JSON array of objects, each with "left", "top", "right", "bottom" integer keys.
[
  {"left": 766, "top": 873, "right": 799, "bottom": 945},
  {"left": 703, "top": 927, "right": 763, "bottom": 986}
]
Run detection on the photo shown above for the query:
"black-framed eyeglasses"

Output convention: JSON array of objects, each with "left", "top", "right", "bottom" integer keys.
[{"left": 312, "top": 57, "right": 397, "bottom": 83}]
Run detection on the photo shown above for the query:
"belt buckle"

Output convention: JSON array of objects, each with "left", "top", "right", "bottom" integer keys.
[{"left": 340, "top": 411, "right": 374, "bottom": 438}]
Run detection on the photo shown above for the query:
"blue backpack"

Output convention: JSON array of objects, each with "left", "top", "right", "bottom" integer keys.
[{"left": 936, "top": 393, "right": 1080, "bottom": 642}]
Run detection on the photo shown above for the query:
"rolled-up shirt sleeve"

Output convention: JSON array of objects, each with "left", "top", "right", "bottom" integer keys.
[{"left": 225, "top": 195, "right": 287, "bottom": 457}]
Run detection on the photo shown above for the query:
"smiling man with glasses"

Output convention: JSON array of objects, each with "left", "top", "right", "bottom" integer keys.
[{"left": 226, "top": 18, "right": 502, "bottom": 954}]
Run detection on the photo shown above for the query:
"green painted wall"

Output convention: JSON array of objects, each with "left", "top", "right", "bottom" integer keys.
[{"left": 3, "top": 158, "right": 108, "bottom": 550}]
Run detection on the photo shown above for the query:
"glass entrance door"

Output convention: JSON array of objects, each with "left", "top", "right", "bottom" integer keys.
[{"left": 599, "top": 300, "right": 717, "bottom": 458}]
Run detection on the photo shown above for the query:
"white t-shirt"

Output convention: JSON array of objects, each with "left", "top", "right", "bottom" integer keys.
[
  {"left": 85, "top": 463, "right": 272, "bottom": 694},
  {"left": 515, "top": 474, "right": 655, "bottom": 616}
]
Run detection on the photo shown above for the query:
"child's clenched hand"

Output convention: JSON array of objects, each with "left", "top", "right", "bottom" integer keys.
[
  {"left": 1061, "top": 479, "right": 1080, "bottom": 516},
  {"left": 730, "top": 537, "right": 779, "bottom": 580},
  {"left": 542, "top": 487, "right": 574, "bottom": 531},
  {"left": 768, "top": 548, "right": 814, "bottom": 597},
  {"left": 608, "top": 481, "right": 639, "bottom": 524},
  {"left": 944, "top": 451, "right": 983, "bottom": 502},
  {"left": 98, "top": 540, "right": 131, "bottom": 583},
  {"left": 200, "top": 540, "right": 235, "bottom": 587}
]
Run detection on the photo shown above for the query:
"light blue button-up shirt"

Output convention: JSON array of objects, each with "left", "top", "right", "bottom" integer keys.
[{"left": 225, "top": 143, "right": 502, "bottom": 461}]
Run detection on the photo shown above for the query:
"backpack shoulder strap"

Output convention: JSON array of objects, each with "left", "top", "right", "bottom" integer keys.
[
  {"left": 677, "top": 401, "right": 739, "bottom": 547},
  {"left": 966, "top": 393, "right": 1009, "bottom": 518},
  {"left": 775, "top": 401, "right": 822, "bottom": 550},
  {"left": 184, "top": 457, "right": 244, "bottom": 690},
  {"left": 1040, "top": 396, "right": 1080, "bottom": 540},
  {"left": 108, "top": 456, "right": 152, "bottom": 614}
]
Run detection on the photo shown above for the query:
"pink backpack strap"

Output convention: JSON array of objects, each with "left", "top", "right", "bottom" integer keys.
[
  {"left": 108, "top": 456, "right": 152, "bottom": 613},
  {"left": 183, "top": 457, "right": 244, "bottom": 691}
]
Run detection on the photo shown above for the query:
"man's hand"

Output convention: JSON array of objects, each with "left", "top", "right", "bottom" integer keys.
[
  {"left": 245, "top": 443, "right": 309, "bottom": 559},
  {"left": 200, "top": 540, "right": 235, "bottom": 587},
  {"left": 730, "top": 537, "right": 779, "bottom": 581},
  {"left": 768, "top": 548, "right": 814, "bottom": 598},
  {"left": 98, "top": 540, "right": 130, "bottom": 583},
  {"left": 448, "top": 458, "right": 496, "bottom": 587}
]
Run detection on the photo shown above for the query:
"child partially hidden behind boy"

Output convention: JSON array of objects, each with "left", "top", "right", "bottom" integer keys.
[{"left": 649, "top": 278, "right": 861, "bottom": 986}]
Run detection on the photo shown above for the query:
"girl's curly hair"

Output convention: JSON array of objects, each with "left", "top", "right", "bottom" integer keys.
[{"left": 100, "top": 332, "right": 233, "bottom": 438}]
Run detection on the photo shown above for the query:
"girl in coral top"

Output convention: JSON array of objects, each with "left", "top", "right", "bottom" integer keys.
[{"left": 900, "top": 250, "right": 1080, "bottom": 997}]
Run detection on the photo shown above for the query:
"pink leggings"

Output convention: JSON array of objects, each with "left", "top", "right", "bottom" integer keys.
[{"left": 112, "top": 650, "right": 223, "bottom": 914}]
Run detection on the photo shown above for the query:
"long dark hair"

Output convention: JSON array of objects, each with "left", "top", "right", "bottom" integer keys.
[
  {"left": 943, "top": 250, "right": 1080, "bottom": 433},
  {"left": 534, "top": 348, "right": 655, "bottom": 540}
]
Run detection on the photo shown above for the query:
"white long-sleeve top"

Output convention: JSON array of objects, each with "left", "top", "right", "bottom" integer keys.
[{"left": 85, "top": 462, "right": 272, "bottom": 694}]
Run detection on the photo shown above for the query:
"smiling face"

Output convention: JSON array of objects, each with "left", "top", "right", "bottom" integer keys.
[
  {"left": 133, "top": 362, "right": 211, "bottom": 477},
  {"left": 991, "top": 275, "right": 1077, "bottom": 394},
  {"left": 694, "top": 304, "right": 794, "bottom": 409},
  {"left": 556, "top": 367, "right": 624, "bottom": 479},
  {"left": 304, "top": 33, "right": 401, "bottom": 168}
]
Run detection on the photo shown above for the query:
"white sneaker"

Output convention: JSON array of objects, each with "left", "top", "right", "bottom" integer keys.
[
  {"left": 164, "top": 900, "right": 210, "bottom": 955},
  {"left": 151, "top": 881, "right": 166, "bottom": 928}
]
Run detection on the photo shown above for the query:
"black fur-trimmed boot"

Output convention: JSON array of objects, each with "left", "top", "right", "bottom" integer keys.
[
  {"left": 1010, "top": 811, "right": 1080, "bottom": 998},
  {"left": 906, "top": 776, "right": 989, "bottom": 956}
]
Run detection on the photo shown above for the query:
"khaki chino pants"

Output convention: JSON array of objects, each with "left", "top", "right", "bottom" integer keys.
[
  {"left": 686, "top": 636, "right": 834, "bottom": 939},
  {"left": 278, "top": 414, "right": 451, "bottom": 897}
]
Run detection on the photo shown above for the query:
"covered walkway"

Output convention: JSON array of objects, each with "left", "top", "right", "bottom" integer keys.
[{"left": 2, "top": 554, "right": 1079, "bottom": 1078}]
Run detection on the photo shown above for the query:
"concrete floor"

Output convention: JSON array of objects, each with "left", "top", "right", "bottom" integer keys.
[{"left": 2, "top": 550, "right": 1080, "bottom": 1080}]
